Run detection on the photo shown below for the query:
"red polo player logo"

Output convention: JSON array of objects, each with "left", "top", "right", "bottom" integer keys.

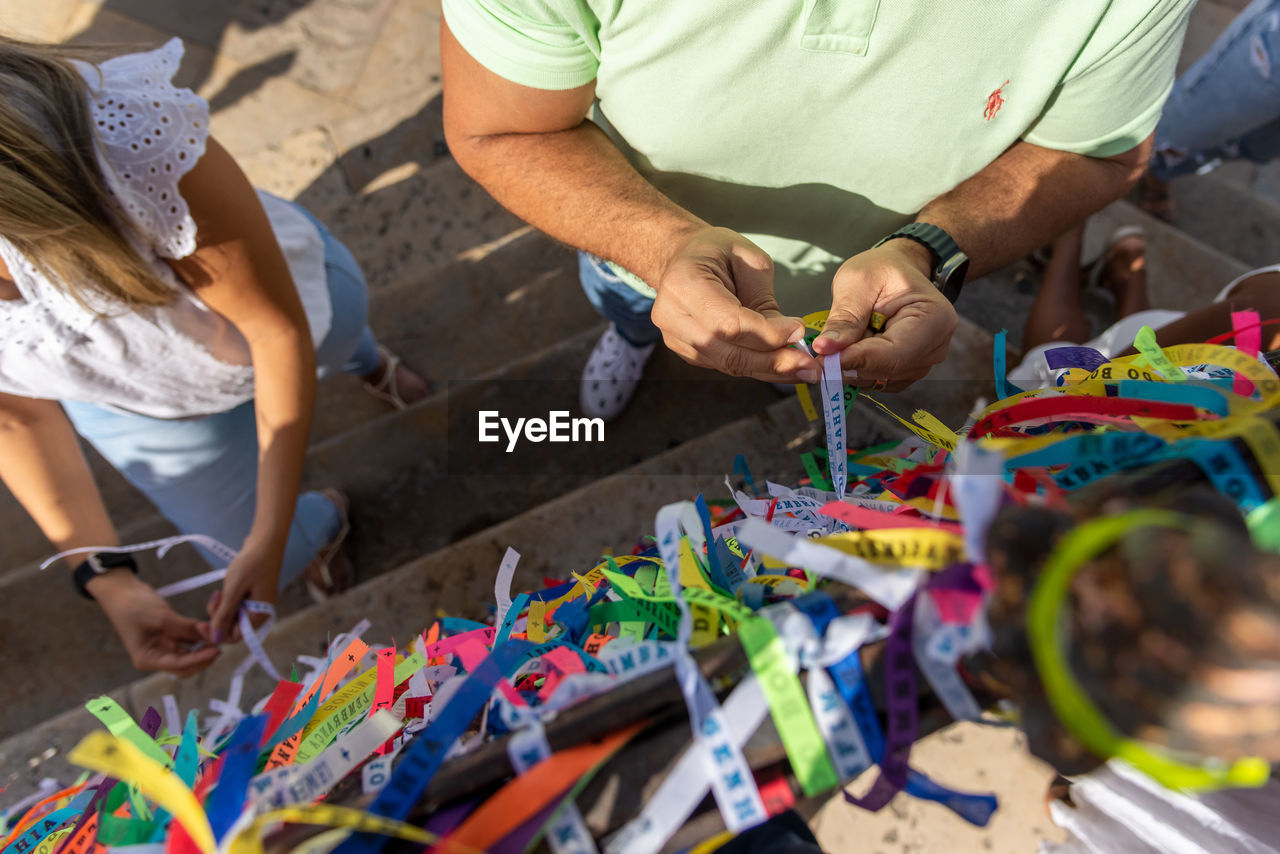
[{"left": 984, "top": 79, "right": 1009, "bottom": 121}]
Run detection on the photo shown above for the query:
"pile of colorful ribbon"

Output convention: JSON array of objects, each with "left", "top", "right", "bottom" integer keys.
[{"left": 4, "top": 313, "right": 1279, "bottom": 854}]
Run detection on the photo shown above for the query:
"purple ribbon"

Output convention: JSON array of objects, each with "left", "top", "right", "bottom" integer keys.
[
  {"left": 844, "top": 592, "right": 917, "bottom": 810},
  {"left": 1044, "top": 346, "right": 1107, "bottom": 372}
]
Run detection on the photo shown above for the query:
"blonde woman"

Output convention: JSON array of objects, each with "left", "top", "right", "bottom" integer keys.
[{"left": 0, "top": 37, "right": 429, "bottom": 676}]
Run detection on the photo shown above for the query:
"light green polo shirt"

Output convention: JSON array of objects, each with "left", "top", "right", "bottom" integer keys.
[{"left": 444, "top": 0, "right": 1193, "bottom": 314}]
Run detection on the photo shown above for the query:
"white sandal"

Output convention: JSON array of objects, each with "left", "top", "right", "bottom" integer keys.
[
  {"left": 361, "top": 345, "right": 411, "bottom": 410},
  {"left": 303, "top": 488, "right": 354, "bottom": 603}
]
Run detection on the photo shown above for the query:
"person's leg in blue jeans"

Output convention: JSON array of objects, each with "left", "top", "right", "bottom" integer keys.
[
  {"left": 577, "top": 251, "right": 662, "bottom": 420},
  {"left": 63, "top": 398, "right": 338, "bottom": 589},
  {"left": 577, "top": 251, "right": 661, "bottom": 347},
  {"left": 1149, "top": 0, "right": 1280, "bottom": 183},
  {"left": 298, "top": 201, "right": 431, "bottom": 406}
]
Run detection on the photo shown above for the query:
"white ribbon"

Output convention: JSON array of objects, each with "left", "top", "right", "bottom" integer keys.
[
  {"left": 43, "top": 534, "right": 281, "bottom": 680},
  {"left": 655, "top": 502, "right": 768, "bottom": 835},
  {"left": 821, "top": 353, "right": 848, "bottom": 499},
  {"left": 604, "top": 674, "right": 769, "bottom": 854},
  {"left": 734, "top": 517, "right": 921, "bottom": 609}
]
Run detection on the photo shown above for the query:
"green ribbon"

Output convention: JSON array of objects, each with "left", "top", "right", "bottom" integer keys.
[
  {"left": 801, "top": 452, "right": 831, "bottom": 491},
  {"left": 601, "top": 569, "right": 682, "bottom": 639},
  {"left": 738, "top": 616, "right": 839, "bottom": 796},
  {"left": 1134, "top": 325, "right": 1187, "bottom": 382}
]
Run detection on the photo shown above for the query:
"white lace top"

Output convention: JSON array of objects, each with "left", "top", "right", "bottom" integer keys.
[{"left": 0, "top": 39, "right": 331, "bottom": 419}]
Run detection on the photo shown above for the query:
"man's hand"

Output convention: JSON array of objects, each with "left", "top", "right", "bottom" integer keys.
[
  {"left": 89, "top": 571, "right": 220, "bottom": 677},
  {"left": 812, "top": 239, "right": 958, "bottom": 391},
  {"left": 652, "top": 226, "right": 819, "bottom": 383},
  {"left": 208, "top": 542, "right": 280, "bottom": 643}
]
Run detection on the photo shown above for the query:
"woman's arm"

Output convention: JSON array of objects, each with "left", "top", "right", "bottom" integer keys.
[
  {"left": 166, "top": 137, "right": 317, "bottom": 640},
  {"left": 0, "top": 393, "right": 116, "bottom": 553},
  {"left": 0, "top": 392, "right": 219, "bottom": 674}
]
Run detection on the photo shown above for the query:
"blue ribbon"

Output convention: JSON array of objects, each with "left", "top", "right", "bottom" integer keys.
[
  {"left": 1117, "top": 380, "right": 1230, "bottom": 416},
  {"left": 205, "top": 714, "right": 267, "bottom": 842},
  {"left": 261, "top": 688, "right": 322, "bottom": 754},
  {"left": 495, "top": 592, "right": 530, "bottom": 647},
  {"left": 994, "top": 330, "right": 1024, "bottom": 400}
]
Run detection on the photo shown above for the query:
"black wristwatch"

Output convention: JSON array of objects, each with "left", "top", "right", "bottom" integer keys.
[
  {"left": 73, "top": 552, "right": 139, "bottom": 600},
  {"left": 872, "top": 222, "right": 970, "bottom": 304}
]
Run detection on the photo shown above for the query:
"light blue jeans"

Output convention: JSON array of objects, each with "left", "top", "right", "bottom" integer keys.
[
  {"left": 63, "top": 203, "right": 380, "bottom": 586},
  {"left": 577, "top": 251, "right": 661, "bottom": 347},
  {"left": 1151, "top": 0, "right": 1280, "bottom": 180}
]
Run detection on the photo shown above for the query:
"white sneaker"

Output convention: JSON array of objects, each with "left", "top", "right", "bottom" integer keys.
[{"left": 580, "top": 324, "right": 656, "bottom": 421}]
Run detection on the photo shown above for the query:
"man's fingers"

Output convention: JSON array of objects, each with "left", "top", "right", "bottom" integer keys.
[
  {"left": 659, "top": 266, "right": 803, "bottom": 353},
  {"left": 698, "top": 336, "right": 819, "bottom": 383},
  {"left": 728, "top": 245, "right": 806, "bottom": 342},
  {"left": 813, "top": 296, "right": 877, "bottom": 355},
  {"left": 839, "top": 314, "right": 949, "bottom": 383},
  {"left": 723, "top": 306, "right": 806, "bottom": 352},
  {"left": 681, "top": 291, "right": 803, "bottom": 352}
]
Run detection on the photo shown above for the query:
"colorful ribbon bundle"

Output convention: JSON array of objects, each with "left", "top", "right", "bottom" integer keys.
[{"left": 4, "top": 315, "right": 1278, "bottom": 854}]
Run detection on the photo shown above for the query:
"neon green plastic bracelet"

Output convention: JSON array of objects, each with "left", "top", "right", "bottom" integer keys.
[
  {"left": 1027, "top": 509, "right": 1271, "bottom": 791},
  {"left": 1248, "top": 498, "right": 1280, "bottom": 555}
]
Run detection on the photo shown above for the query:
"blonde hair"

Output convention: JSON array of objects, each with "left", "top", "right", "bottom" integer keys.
[{"left": 0, "top": 36, "right": 172, "bottom": 307}]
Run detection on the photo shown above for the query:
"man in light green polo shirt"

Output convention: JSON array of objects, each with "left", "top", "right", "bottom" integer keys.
[{"left": 441, "top": 0, "right": 1194, "bottom": 419}]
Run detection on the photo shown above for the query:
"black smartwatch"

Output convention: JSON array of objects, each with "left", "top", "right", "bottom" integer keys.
[
  {"left": 73, "top": 552, "right": 139, "bottom": 600},
  {"left": 872, "top": 222, "right": 970, "bottom": 304}
]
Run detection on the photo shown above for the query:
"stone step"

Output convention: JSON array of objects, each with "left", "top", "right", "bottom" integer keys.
[
  {"left": 1151, "top": 167, "right": 1280, "bottom": 271},
  {"left": 0, "top": 305, "right": 998, "bottom": 758},
  {"left": 1087, "top": 199, "right": 1250, "bottom": 310}
]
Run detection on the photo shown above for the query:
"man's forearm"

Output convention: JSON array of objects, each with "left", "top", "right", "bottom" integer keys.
[
  {"left": 451, "top": 121, "right": 705, "bottom": 287},
  {"left": 917, "top": 138, "right": 1150, "bottom": 279}
]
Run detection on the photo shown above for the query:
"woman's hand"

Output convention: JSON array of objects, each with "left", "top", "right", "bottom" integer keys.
[
  {"left": 89, "top": 570, "right": 221, "bottom": 677},
  {"left": 207, "top": 539, "right": 281, "bottom": 642}
]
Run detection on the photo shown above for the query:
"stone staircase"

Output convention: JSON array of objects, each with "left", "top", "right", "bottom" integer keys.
[
  {"left": 1, "top": 0, "right": 1274, "bottom": 837},
  {"left": 0, "top": 137, "right": 801, "bottom": 752}
]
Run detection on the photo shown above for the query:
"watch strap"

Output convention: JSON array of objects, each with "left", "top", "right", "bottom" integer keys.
[
  {"left": 873, "top": 222, "right": 970, "bottom": 304},
  {"left": 73, "top": 552, "right": 139, "bottom": 600}
]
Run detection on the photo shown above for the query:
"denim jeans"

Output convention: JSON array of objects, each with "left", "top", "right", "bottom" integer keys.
[
  {"left": 577, "top": 251, "right": 661, "bottom": 347},
  {"left": 63, "top": 203, "right": 378, "bottom": 585},
  {"left": 1151, "top": 0, "right": 1280, "bottom": 180}
]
